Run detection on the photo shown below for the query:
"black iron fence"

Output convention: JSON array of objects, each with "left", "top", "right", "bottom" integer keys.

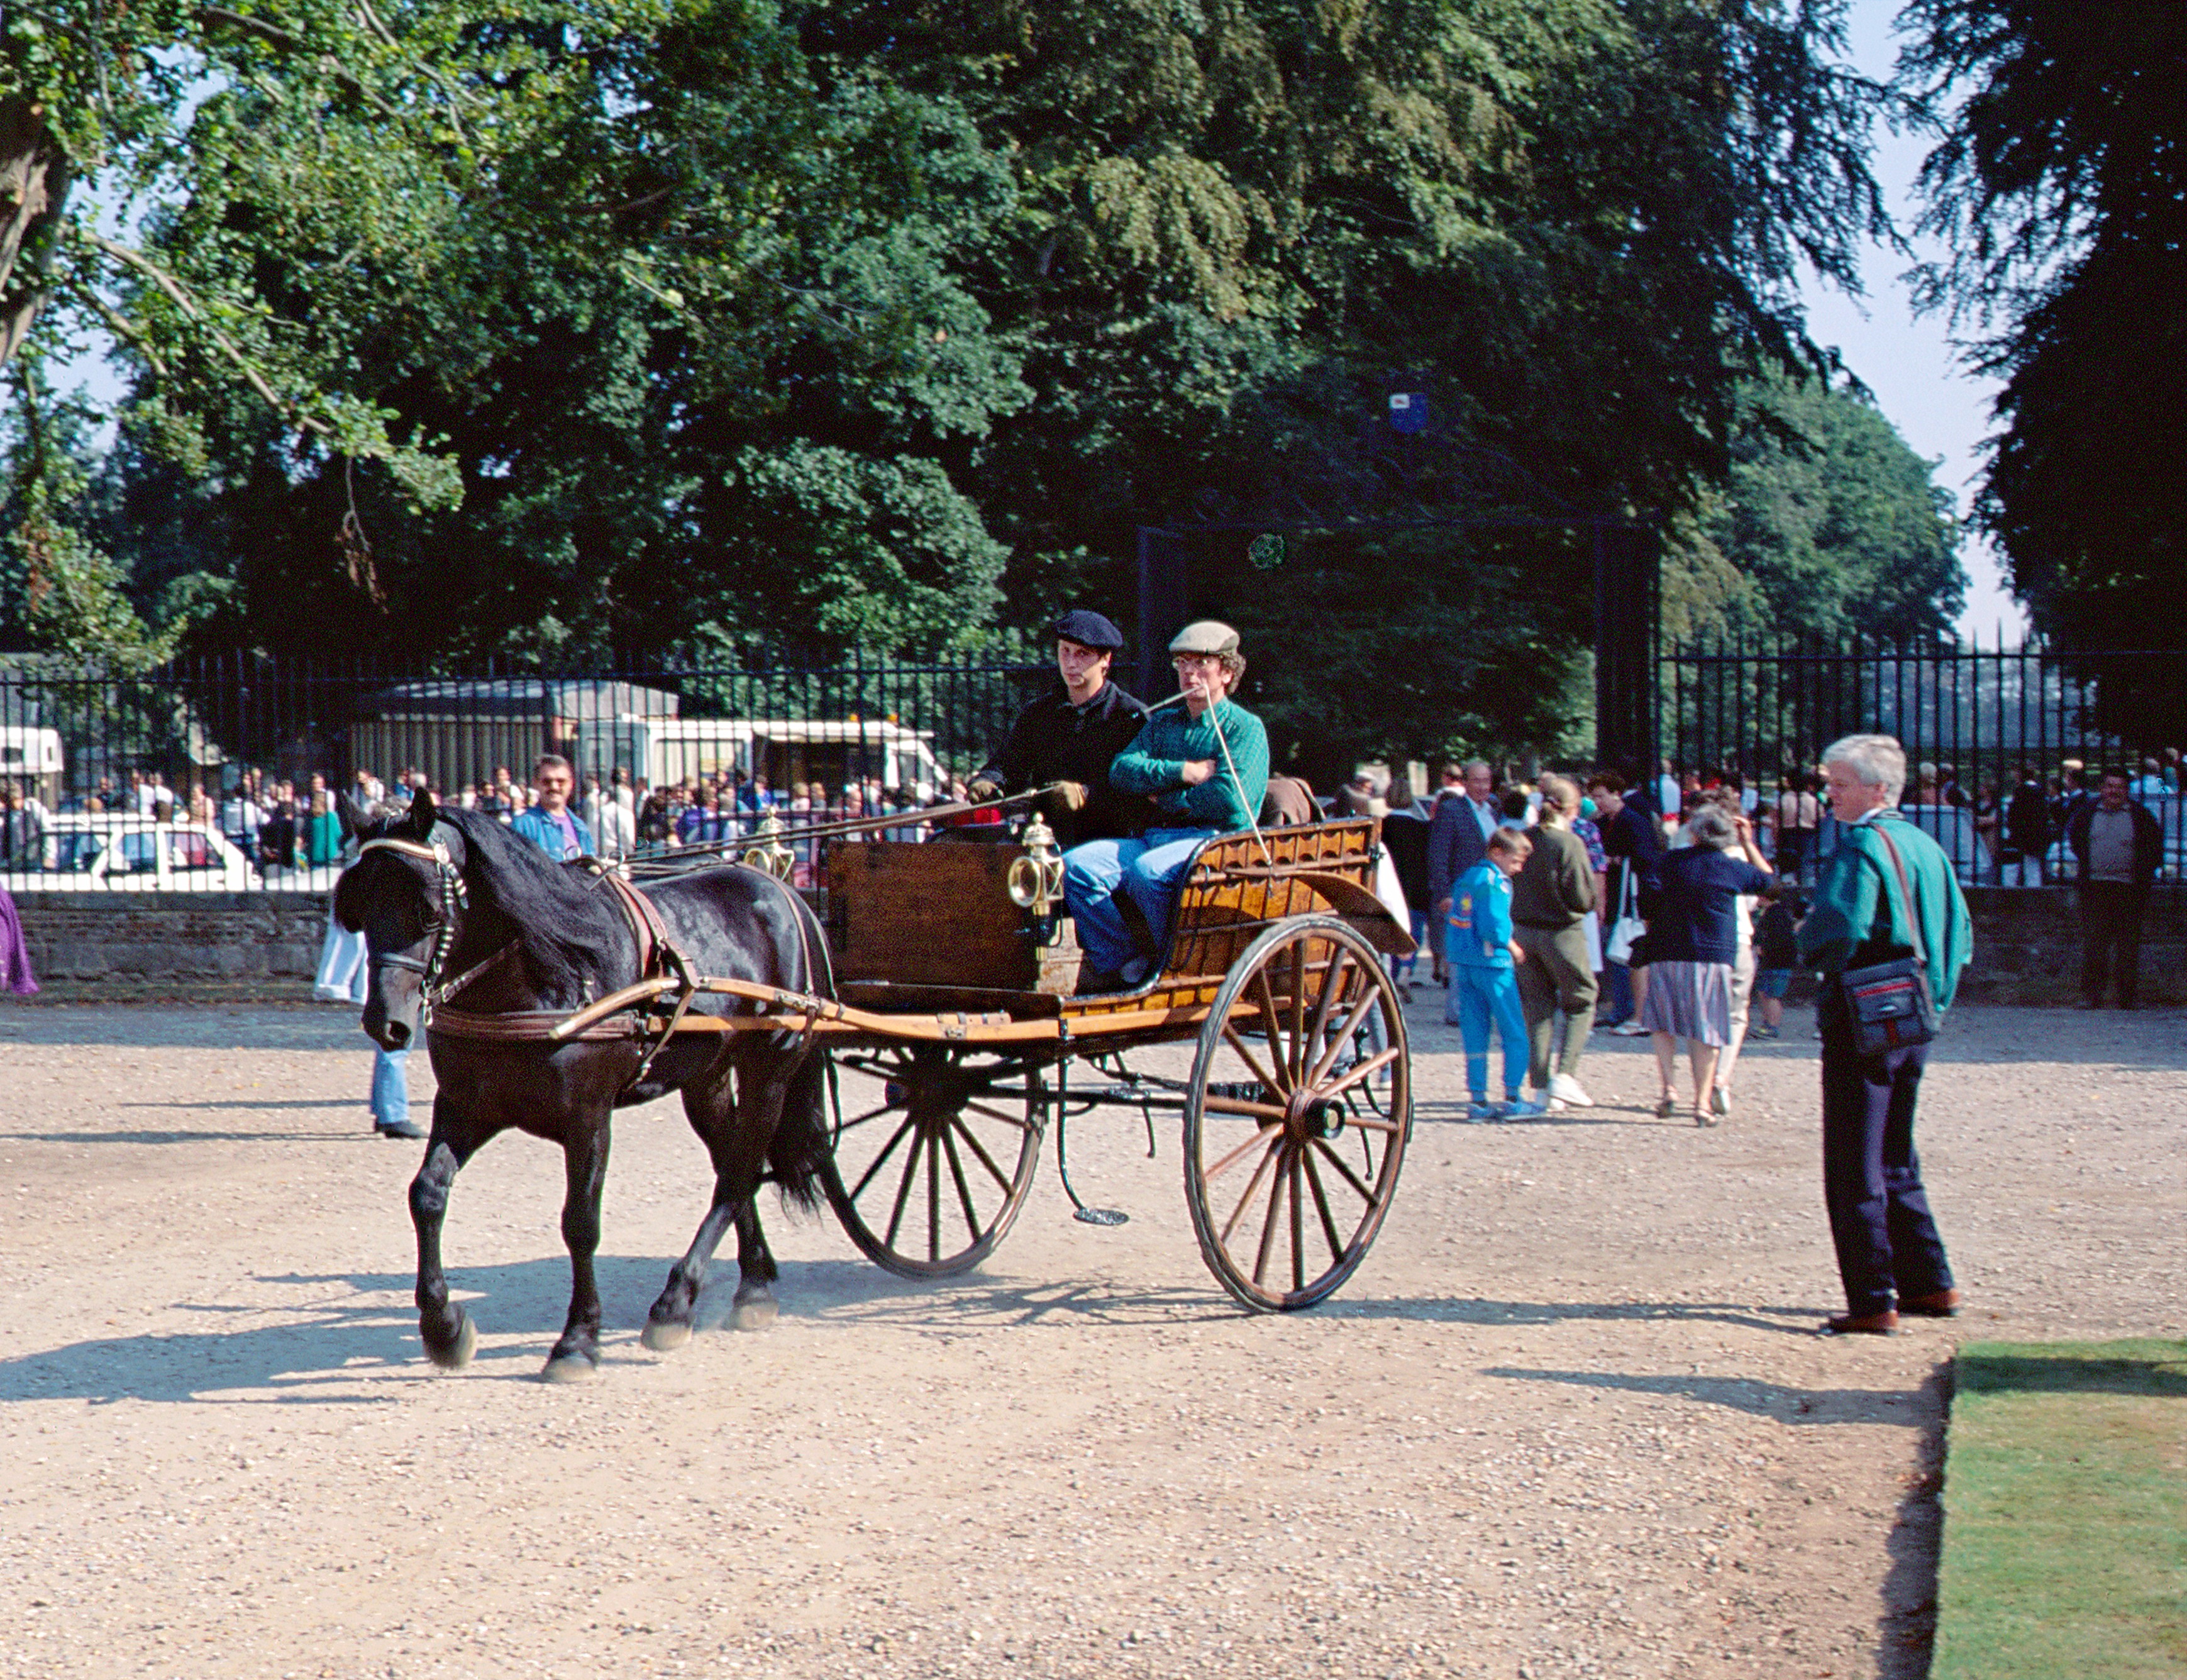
[
  {"left": 0, "top": 648, "right": 1048, "bottom": 893},
  {"left": 1658, "top": 636, "right": 2187, "bottom": 883}
]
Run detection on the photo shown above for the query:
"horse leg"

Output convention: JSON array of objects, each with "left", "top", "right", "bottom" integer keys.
[
  {"left": 543, "top": 1112, "right": 611, "bottom": 1383},
  {"left": 644, "top": 1064, "right": 773, "bottom": 1350},
  {"left": 410, "top": 1097, "right": 485, "bottom": 1369},
  {"left": 729, "top": 1198, "right": 781, "bottom": 1332}
]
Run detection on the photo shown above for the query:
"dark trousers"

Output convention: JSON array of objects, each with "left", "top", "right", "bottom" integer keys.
[
  {"left": 2079, "top": 880, "right": 2148, "bottom": 1007},
  {"left": 1819, "top": 990, "right": 1954, "bottom": 1317}
]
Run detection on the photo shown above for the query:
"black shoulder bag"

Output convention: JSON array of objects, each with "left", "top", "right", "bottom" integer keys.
[{"left": 1837, "top": 822, "right": 1938, "bottom": 1055}]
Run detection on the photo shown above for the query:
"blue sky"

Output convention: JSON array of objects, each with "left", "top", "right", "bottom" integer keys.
[{"left": 1797, "top": 0, "right": 2028, "bottom": 640}]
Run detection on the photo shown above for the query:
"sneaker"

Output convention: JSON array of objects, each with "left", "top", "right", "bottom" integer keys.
[
  {"left": 1751, "top": 1023, "right": 1780, "bottom": 1041},
  {"left": 1501, "top": 1097, "right": 1548, "bottom": 1120},
  {"left": 1609, "top": 1020, "right": 1651, "bottom": 1037},
  {"left": 375, "top": 1118, "right": 426, "bottom": 1140},
  {"left": 1464, "top": 1100, "right": 1503, "bottom": 1124},
  {"left": 1547, "top": 1073, "right": 1594, "bottom": 1108}
]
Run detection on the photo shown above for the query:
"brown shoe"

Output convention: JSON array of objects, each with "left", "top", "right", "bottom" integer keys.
[
  {"left": 1820, "top": 1309, "right": 1899, "bottom": 1336},
  {"left": 1901, "top": 1288, "right": 1962, "bottom": 1317}
]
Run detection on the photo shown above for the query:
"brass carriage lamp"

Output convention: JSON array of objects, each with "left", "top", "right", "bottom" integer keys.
[
  {"left": 1007, "top": 814, "right": 1066, "bottom": 920},
  {"left": 741, "top": 809, "right": 795, "bottom": 881}
]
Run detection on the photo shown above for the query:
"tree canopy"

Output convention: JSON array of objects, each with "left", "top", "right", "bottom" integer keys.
[
  {"left": 3, "top": 0, "right": 1948, "bottom": 764},
  {"left": 1902, "top": 0, "right": 2187, "bottom": 653}
]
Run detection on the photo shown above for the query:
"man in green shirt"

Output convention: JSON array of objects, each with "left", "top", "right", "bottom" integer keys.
[
  {"left": 1061, "top": 620, "right": 1270, "bottom": 990},
  {"left": 1798, "top": 732, "right": 1973, "bottom": 1336}
]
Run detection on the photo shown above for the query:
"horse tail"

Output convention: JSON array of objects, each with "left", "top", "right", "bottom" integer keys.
[{"left": 767, "top": 1047, "right": 830, "bottom": 1214}]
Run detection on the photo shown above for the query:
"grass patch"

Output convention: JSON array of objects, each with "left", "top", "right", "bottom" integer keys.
[{"left": 1932, "top": 1340, "right": 2187, "bottom": 1680}]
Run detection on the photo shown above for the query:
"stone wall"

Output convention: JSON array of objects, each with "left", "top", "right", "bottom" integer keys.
[
  {"left": 1957, "top": 885, "right": 2184, "bottom": 1005},
  {"left": 11, "top": 892, "right": 333, "bottom": 1003},
  {"left": 6, "top": 885, "right": 2182, "bottom": 1005}
]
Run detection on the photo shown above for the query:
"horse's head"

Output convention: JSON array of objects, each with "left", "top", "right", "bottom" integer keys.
[{"left": 334, "top": 789, "right": 468, "bottom": 1051}]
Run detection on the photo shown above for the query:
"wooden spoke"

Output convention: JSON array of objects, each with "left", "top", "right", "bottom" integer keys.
[
  {"left": 848, "top": 1115, "right": 916, "bottom": 1202},
  {"left": 1306, "top": 983, "right": 1384, "bottom": 1089},
  {"left": 884, "top": 1125, "right": 926, "bottom": 1252},
  {"left": 834, "top": 1100, "right": 898, "bottom": 1133},
  {"left": 1220, "top": 1135, "right": 1285, "bottom": 1247},
  {"left": 1204, "top": 1094, "right": 1289, "bottom": 1122},
  {"left": 1301, "top": 1147, "right": 1346, "bottom": 1263},
  {"left": 927, "top": 1123, "right": 942, "bottom": 1263},
  {"left": 961, "top": 1100, "right": 1033, "bottom": 1130},
  {"left": 941, "top": 1125, "right": 980, "bottom": 1247},
  {"left": 1304, "top": 946, "right": 1353, "bottom": 1067},
  {"left": 1277, "top": 1146, "right": 1294, "bottom": 1295},
  {"left": 1251, "top": 970, "right": 1290, "bottom": 1091},
  {"left": 1219, "top": 1025, "right": 1287, "bottom": 1101},
  {"left": 1287, "top": 942, "right": 1309, "bottom": 1081},
  {"left": 1310, "top": 1135, "right": 1380, "bottom": 1208},
  {"left": 1206, "top": 1120, "right": 1285, "bottom": 1184},
  {"left": 1318, "top": 1047, "right": 1403, "bottom": 1103},
  {"left": 950, "top": 1116, "right": 1015, "bottom": 1193},
  {"left": 1253, "top": 1147, "right": 1290, "bottom": 1287}
]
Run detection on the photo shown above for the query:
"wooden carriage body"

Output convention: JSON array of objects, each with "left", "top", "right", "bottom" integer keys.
[{"left": 821, "top": 818, "right": 1409, "bottom": 1046}]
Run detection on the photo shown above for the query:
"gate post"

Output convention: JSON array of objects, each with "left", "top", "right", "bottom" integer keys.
[
  {"left": 1592, "top": 519, "right": 1660, "bottom": 771},
  {"left": 1135, "top": 526, "right": 1190, "bottom": 698}
]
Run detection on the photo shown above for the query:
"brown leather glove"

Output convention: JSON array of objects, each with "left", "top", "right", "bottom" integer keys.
[
  {"left": 1043, "top": 781, "right": 1088, "bottom": 815},
  {"left": 966, "top": 776, "right": 1004, "bottom": 804}
]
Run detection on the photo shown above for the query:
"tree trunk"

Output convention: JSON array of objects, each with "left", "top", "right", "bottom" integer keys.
[{"left": 1, "top": 94, "right": 72, "bottom": 369}]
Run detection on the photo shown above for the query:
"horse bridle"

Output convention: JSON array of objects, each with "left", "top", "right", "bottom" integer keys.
[{"left": 356, "top": 832, "right": 472, "bottom": 1019}]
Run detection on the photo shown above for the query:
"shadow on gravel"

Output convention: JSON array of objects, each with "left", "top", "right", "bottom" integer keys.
[
  {"left": 1874, "top": 1363, "right": 1949, "bottom": 1680},
  {"left": 1480, "top": 1364, "right": 1935, "bottom": 1426},
  {"left": 1, "top": 1127, "right": 368, "bottom": 1146},
  {"left": 0, "top": 1005, "right": 362, "bottom": 1052},
  {"left": 1320, "top": 1295, "right": 1824, "bottom": 1334},
  {"left": 0, "top": 1255, "right": 686, "bottom": 1405}
]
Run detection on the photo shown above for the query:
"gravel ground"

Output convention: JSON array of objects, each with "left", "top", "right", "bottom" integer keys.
[{"left": 0, "top": 998, "right": 2179, "bottom": 1680}]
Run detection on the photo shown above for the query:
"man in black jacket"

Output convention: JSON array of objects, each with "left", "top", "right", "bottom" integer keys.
[
  {"left": 2064, "top": 770, "right": 2166, "bottom": 1008},
  {"left": 1999, "top": 764, "right": 2051, "bottom": 885},
  {"left": 1427, "top": 760, "right": 1500, "bottom": 917},
  {"left": 968, "top": 610, "right": 1151, "bottom": 847}
]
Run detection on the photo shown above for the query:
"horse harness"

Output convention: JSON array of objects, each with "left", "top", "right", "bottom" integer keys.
[{"left": 356, "top": 830, "right": 825, "bottom": 1086}]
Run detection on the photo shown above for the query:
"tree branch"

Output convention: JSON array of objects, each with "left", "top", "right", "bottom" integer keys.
[{"left": 86, "top": 233, "right": 328, "bottom": 435}]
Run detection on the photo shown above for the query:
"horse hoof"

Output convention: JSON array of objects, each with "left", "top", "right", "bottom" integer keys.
[
  {"left": 731, "top": 1295, "right": 778, "bottom": 1333},
  {"left": 641, "top": 1317, "right": 692, "bottom": 1353},
  {"left": 541, "top": 1351, "right": 598, "bottom": 1384},
  {"left": 426, "top": 1312, "right": 477, "bottom": 1371}
]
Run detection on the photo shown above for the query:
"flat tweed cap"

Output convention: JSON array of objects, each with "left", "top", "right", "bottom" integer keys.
[
  {"left": 1169, "top": 619, "right": 1241, "bottom": 658},
  {"left": 1051, "top": 608, "right": 1126, "bottom": 651}
]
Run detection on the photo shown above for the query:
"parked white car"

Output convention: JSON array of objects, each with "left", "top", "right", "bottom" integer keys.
[{"left": 3, "top": 815, "right": 258, "bottom": 892}]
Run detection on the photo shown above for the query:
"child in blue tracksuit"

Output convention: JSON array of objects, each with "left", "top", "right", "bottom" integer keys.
[{"left": 1445, "top": 827, "right": 1544, "bottom": 1120}]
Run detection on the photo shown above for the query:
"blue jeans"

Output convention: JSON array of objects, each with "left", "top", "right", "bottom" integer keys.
[
  {"left": 316, "top": 913, "right": 367, "bottom": 1002},
  {"left": 371, "top": 1046, "right": 411, "bottom": 1132},
  {"left": 1449, "top": 965, "right": 1527, "bottom": 1100},
  {"left": 1063, "top": 827, "right": 1219, "bottom": 976}
]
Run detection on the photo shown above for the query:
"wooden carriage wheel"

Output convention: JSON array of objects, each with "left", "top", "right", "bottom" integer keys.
[
  {"left": 821, "top": 1044, "right": 1045, "bottom": 1278},
  {"left": 1183, "top": 917, "right": 1411, "bottom": 1312}
]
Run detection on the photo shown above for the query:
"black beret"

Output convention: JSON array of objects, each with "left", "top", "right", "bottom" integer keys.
[{"left": 1050, "top": 609, "right": 1125, "bottom": 651}]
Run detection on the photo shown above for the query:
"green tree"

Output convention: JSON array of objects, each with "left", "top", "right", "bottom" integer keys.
[
  {"left": 1671, "top": 368, "right": 1965, "bottom": 646},
  {"left": 1901, "top": 0, "right": 2187, "bottom": 654}
]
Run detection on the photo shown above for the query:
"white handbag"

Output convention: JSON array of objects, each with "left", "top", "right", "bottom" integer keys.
[{"left": 1605, "top": 861, "right": 1644, "bottom": 966}]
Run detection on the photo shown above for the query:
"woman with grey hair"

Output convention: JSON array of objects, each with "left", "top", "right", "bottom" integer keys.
[
  {"left": 1636, "top": 802, "right": 1773, "bottom": 1125},
  {"left": 1797, "top": 733, "right": 1972, "bottom": 1335}
]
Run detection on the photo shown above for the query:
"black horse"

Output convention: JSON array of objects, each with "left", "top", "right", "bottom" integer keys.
[{"left": 333, "top": 792, "right": 832, "bottom": 1381}]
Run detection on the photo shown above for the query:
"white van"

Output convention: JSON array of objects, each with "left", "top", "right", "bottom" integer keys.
[
  {"left": 6, "top": 814, "right": 257, "bottom": 892},
  {"left": 606, "top": 717, "right": 946, "bottom": 801},
  {"left": 0, "top": 726, "right": 64, "bottom": 807}
]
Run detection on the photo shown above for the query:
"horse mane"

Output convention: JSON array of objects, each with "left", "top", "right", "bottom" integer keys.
[{"left": 419, "top": 807, "right": 626, "bottom": 1002}]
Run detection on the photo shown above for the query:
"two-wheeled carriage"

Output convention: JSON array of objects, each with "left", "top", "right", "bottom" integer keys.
[{"left": 755, "top": 815, "right": 1416, "bottom": 1310}]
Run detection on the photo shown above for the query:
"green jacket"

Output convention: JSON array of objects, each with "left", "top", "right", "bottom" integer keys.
[
  {"left": 1110, "top": 698, "right": 1270, "bottom": 832},
  {"left": 1797, "top": 812, "right": 1973, "bottom": 1010}
]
